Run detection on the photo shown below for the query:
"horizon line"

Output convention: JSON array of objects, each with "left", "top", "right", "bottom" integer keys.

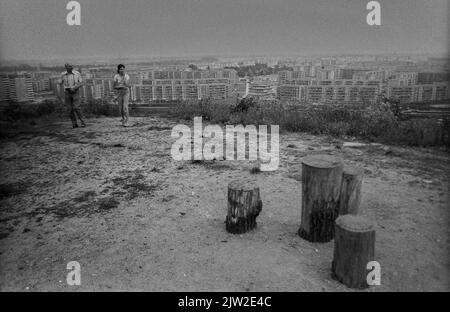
[{"left": 1, "top": 52, "right": 449, "bottom": 64}]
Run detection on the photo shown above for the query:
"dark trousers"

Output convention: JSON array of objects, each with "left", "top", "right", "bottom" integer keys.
[{"left": 65, "top": 90, "right": 85, "bottom": 126}]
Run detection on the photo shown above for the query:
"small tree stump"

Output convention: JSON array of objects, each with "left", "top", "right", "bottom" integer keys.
[
  {"left": 339, "top": 166, "right": 363, "bottom": 215},
  {"left": 332, "top": 215, "right": 376, "bottom": 289},
  {"left": 298, "top": 154, "right": 343, "bottom": 242},
  {"left": 226, "top": 180, "right": 262, "bottom": 234}
]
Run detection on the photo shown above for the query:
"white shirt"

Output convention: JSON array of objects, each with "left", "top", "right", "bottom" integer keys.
[
  {"left": 114, "top": 74, "right": 130, "bottom": 88},
  {"left": 59, "top": 70, "right": 82, "bottom": 89}
]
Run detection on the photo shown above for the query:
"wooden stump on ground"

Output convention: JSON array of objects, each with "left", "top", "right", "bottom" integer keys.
[
  {"left": 339, "top": 166, "right": 363, "bottom": 215},
  {"left": 298, "top": 154, "right": 343, "bottom": 242},
  {"left": 332, "top": 215, "right": 376, "bottom": 289},
  {"left": 226, "top": 180, "right": 262, "bottom": 234}
]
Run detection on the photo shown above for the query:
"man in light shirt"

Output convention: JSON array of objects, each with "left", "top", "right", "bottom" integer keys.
[{"left": 59, "top": 63, "right": 86, "bottom": 128}]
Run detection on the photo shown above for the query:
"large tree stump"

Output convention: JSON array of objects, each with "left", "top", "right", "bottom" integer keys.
[
  {"left": 332, "top": 215, "right": 376, "bottom": 289},
  {"left": 339, "top": 166, "right": 363, "bottom": 215},
  {"left": 226, "top": 180, "right": 262, "bottom": 234},
  {"left": 298, "top": 154, "right": 343, "bottom": 242}
]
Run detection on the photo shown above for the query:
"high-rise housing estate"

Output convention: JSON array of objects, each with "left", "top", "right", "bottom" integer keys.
[
  {"left": 130, "top": 69, "right": 237, "bottom": 102},
  {"left": 277, "top": 67, "right": 450, "bottom": 104},
  {"left": 386, "top": 82, "right": 450, "bottom": 103},
  {"left": 417, "top": 72, "right": 450, "bottom": 84},
  {"left": 0, "top": 74, "right": 34, "bottom": 102},
  {"left": 247, "top": 81, "right": 277, "bottom": 100},
  {"left": 278, "top": 78, "right": 382, "bottom": 104}
]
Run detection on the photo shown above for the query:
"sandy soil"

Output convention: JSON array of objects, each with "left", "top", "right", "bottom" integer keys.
[{"left": 0, "top": 116, "right": 449, "bottom": 291}]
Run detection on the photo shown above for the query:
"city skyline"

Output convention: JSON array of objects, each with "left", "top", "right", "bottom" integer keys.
[{"left": 0, "top": 0, "right": 449, "bottom": 62}]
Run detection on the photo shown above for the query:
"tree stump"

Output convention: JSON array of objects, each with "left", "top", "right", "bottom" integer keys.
[
  {"left": 226, "top": 180, "right": 262, "bottom": 234},
  {"left": 339, "top": 166, "right": 363, "bottom": 215},
  {"left": 332, "top": 215, "right": 376, "bottom": 289},
  {"left": 298, "top": 154, "right": 343, "bottom": 242}
]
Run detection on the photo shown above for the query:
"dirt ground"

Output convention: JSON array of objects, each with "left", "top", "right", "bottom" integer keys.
[{"left": 0, "top": 116, "right": 449, "bottom": 292}]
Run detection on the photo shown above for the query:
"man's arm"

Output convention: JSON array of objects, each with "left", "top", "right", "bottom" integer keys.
[
  {"left": 73, "top": 72, "right": 83, "bottom": 91},
  {"left": 56, "top": 73, "right": 65, "bottom": 102},
  {"left": 58, "top": 73, "right": 65, "bottom": 85}
]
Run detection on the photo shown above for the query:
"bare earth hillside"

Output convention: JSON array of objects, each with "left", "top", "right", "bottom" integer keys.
[{"left": 0, "top": 116, "right": 449, "bottom": 291}]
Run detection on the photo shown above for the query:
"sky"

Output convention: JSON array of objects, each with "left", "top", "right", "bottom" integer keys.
[{"left": 0, "top": 0, "right": 448, "bottom": 61}]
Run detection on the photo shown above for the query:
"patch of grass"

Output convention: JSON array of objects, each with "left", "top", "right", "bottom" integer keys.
[
  {"left": 112, "top": 171, "right": 159, "bottom": 199},
  {"left": 0, "top": 182, "right": 28, "bottom": 199},
  {"left": 73, "top": 191, "right": 97, "bottom": 203},
  {"left": 1, "top": 100, "right": 60, "bottom": 122},
  {"left": 40, "top": 195, "right": 121, "bottom": 220},
  {"left": 97, "top": 197, "right": 120, "bottom": 211},
  {"left": 189, "top": 159, "right": 233, "bottom": 171},
  {"left": 205, "top": 162, "right": 233, "bottom": 171},
  {"left": 162, "top": 195, "right": 176, "bottom": 202},
  {"left": 148, "top": 125, "right": 173, "bottom": 131},
  {"left": 85, "top": 100, "right": 121, "bottom": 118},
  {"left": 123, "top": 182, "right": 158, "bottom": 199},
  {"left": 170, "top": 99, "right": 450, "bottom": 148},
  {"left": 287, "top": 173, "right": 302, "bottom": 181},
  {"left": 92, "top": 142, "right": 126, "bottom": 148}
]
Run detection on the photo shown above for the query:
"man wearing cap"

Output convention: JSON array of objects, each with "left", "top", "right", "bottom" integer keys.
[{"left": 59, "top": 63, "right": 86, "bottom": 128}]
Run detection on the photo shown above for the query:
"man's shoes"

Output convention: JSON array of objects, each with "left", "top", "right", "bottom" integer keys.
[
  {"left": 73, "top": 124, "right": 79, "bottom": 128},
  {"left": 81, "top": 123, "right": 86, "bottom": 128}
]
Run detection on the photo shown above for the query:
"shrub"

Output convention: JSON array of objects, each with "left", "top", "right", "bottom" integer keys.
[
  {"left": 161, "top": 98, "right": 449, "bottom": 147},
  {"left": 326, "top": 121, "right": 351, "bottom": 137},
  {"left": 2, "top": 100, "right": 59, "bottom": 121},
  {"left": 388, "top": 119, "right": 447, "bottom": 147},
  {"left": 85, "top": 100, "right": 121, "bottom": 117}
]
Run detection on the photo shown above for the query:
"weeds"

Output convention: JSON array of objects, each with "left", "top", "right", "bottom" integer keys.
[
  {"left": 2, "top": 97, "right": 449, "bottom": 148},
  {"left": 170, "top": 98, "right": 450, "bottom": 148}
]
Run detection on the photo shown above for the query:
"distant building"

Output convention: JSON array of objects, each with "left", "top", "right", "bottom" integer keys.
[
  {"left": 316, "top": 68, "right": 335, "bottom": 80},
  {"left": 277, "top": 79, "right": 382, "bottom": 104},
  {"left": 386, "top": 82, "right": 450, "bottom": 103},
  {"left": 418, "top": 72, "right": 450, "bottom": 84},
  {"left": 388, "top": 71, "right": 418, "bottom": 86},
  {"left": 247, "top": 80, "right": 277, "bottom": 100},
  {"left": 0, "top": 74, "right": 34, "bottom": 102},
  {"left": 235, "top": 78, "right": 249, "bottom": 99},
  {"left": 32, "top": 78, "right": 50, "bottom": 93},
  {"left": 125, "top": 69, "right": 237, "bottom": 102}
]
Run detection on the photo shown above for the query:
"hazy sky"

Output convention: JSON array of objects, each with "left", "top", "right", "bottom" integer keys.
[{"left": 0, "top": 0, "right": 448, "bottom": 60}]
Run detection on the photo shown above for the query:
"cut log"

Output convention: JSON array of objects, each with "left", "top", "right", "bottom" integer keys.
[
  {"left": 332, "top": 215, "right": 376, "bottom": 289},
  {"left": 226, "top": 180, "right": 262, "bottom": 234},
  {"left": 339, "top": 166, "right": 363, "bottom": 215},
  {"left": 298, "top": 154, "right": 343, "bottom": 242}
]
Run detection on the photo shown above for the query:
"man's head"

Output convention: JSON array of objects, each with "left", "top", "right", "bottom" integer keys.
[
  {"left": 65, "top": 63, "right": 74, "bottom": 73},
  {"left": 117, "top": 64, "right": 125, "bottom": 75}
]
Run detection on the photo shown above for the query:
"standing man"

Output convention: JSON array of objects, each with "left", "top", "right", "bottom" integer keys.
[
  {"left": 59, "top": 63, "right": 86, "bottom": 128},
  {"left": 113, "top": 64, "right": 131, "bottom": 127}
]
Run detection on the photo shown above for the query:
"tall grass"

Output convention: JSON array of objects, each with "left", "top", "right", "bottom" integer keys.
[
  {"left": 1, "top": 97, "right": 449, "bottom": 147},
  {"left": 0, "top": 99, "right": 121, "bottom": 122},
  {"left": 1, "top": 100, "right": 61, "bottom": 121},
  {"left": 170, "top": 98, "right": 450, "bottom": 148}
]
